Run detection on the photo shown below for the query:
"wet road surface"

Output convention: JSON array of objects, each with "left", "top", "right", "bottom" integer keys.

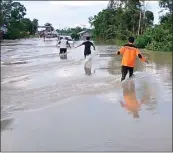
[{"left": 1, "top": 38, "right": 172, "bottom": 151}]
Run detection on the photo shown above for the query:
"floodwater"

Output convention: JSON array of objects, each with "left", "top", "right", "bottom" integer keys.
[{"left": 1, "top": 38, "right": 172, "bottom": 151}]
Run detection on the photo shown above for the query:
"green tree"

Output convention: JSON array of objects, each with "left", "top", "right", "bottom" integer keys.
[
  {"left": 136, "top": 0, "right": 172, "bottom": 52},
  {"left": 56, "top": 26, "right": 86, "bottom": 40},
  {"left": 89, "top": 1, "right": 153, "bottom": 41},
  {"left": 159, "top": 0, "right": 172, "bottom": 12},
  {"left": 71, "top": 32, "right": 79, "bottom": 40},
  {"left": 144, "top": 11, "right": 154, "bottom": 26},
  {"left": 10, "top": 2, "right": 26, "bottom": 21},
  {"left": 89, "top": 0, "right": 171, "bottom": 51},
  {"left": 1, "top": 0, "right": 39, "bottom": 39},
  {"left": 32, "top": 18, "right": 38, "bottom": 34},
  {"left": 21, "top": 18, "right": 32, "bottom": 32},
  {"left": 1, "top": 0, "right": 13, "bottom": 26}
]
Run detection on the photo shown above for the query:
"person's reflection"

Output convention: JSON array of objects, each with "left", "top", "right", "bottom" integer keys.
[
  {"left": 60, "top": 54, "right": 67, "bottom": 60},
  {"left": 84, "top": 59, "right": 91, "bottom": 75},
  {"left": 84, "top": 66, "right": 91, "bottom": 75},
  {"left": 119, "top": 80, "right": 145, "bottom": 118}
]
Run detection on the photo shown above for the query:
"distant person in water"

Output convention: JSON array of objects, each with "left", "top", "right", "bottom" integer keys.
[
  {"left": 116, "top": 37, "right": 148, "bottom": 82},
  {"left": 75, "top": 36, "right": 96, "bottom": 58},
  {"left": 43, "top": 33, "right": 45, "bottom": 42},
  {"left": 58, "top": 37, "right": 71, "bottom": 54}
]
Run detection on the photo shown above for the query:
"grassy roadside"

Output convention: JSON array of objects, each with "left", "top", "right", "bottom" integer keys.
[{"left": 93, "top": 39, "right": 172, "bottom": 52}]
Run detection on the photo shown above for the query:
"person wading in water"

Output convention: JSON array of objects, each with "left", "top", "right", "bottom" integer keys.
[
  {"left": 75, "top": 36, "right": 96, "bottom": 75},
  {"left": 75, "top": 36, "right": 96, "bottom": 59},
  {"left": 116, "top": 37, "right": 148, "bottom": 82},
  {"left": 58, "top": 37, "right": 71, "bottom": 54}
]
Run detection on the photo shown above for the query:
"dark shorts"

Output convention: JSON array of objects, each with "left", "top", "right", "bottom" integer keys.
[
  {"left": 121, "top": 66, "right": 134, "bottom": 81},
  {"left": 84, "top": 54, "right": 91, "bottom": 59},
  {"left": 84, "top": 51, "right": 91, "bottom": 59},
  {"left": 60, "top": 48, "right": 67, "bottom": 54}
]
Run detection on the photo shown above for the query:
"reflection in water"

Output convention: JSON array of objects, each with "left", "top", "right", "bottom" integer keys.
[
  {"left": 140, "top": 82, "right": 157, "bottom": 111},
  {"left": 120, "top": 80, "right": 141, "bottom": 118},
  {"left": 84, "top": 57, "right": 92, "bottom": 76},
  {"left": 60, "top": 54, "right": 67, "bottom": 60},
  {"left": 120, "top": 80, "right": 153, "bottom": 118},
  {"left": 107, "top": 50, "right": 171, "bottom": 117},
  {"left": 1, "top": 40, "right": 172, "bottom": 151},
  {"left": 84, "top": 67, "right": 91, "bottom": 75},
  {"left": 1, "top": 118, "right": 14, "bottom": 131}
]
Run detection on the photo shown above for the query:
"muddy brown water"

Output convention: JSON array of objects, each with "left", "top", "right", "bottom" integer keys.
[{"left": 1, "top": 38, "right": 172, "bottom": 151}]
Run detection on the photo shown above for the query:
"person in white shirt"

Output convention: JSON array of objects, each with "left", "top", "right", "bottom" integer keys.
[{"left": 58, "top": 37, "right": 71, "bottom": 54}]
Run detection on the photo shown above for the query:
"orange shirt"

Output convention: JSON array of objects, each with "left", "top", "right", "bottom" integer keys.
[
  {"left": 123, "top": 92, "right": 140, "bottom": 112},
  {"left": 120, "top": 85, "right": 141, "bottom": 114},
  {"left": 118, "top": 44, "right": 146, "bottom": 67}
]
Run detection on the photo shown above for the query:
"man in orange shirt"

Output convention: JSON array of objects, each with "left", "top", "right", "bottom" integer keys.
[{"left": 116, "top": 37, "right": 148, "bottom": 81}]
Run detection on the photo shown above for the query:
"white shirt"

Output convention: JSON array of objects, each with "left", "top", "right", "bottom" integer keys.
[{"left": 59, "top": 39, "right": 68, "bottom": 48}]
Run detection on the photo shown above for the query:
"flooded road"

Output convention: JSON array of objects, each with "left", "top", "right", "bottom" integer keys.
[{"left": 1, "top": 38, "right": 172, "bottom": 151}]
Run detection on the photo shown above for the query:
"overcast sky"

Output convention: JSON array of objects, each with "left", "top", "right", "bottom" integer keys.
[{"left": 19, "top": 1, "right": 165, "bottom": 29}]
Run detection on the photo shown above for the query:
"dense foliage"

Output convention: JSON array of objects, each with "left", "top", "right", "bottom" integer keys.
[
  {"left": 136, "top": 0, "right": 172, "bottom": 52},
  {"left": 89, "top": 0, "right": 172, "bottom": 51},
  {"left": 0, "top": 0, "right": 38, "bottom": 39},
  {"left": 1, "top": 0, "right": 172, "bottom": 52},
  {"left": 89, "top": 1, "right": 154, "bottom": 41}
]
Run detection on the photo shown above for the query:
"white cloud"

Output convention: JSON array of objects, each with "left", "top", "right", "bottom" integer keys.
[
  {"left": 145, "top": 1, "right": 168, "bottom": 24},
  {"left": 49, "top": 1, "right": 108, "bottom": 6},
  {"left": 20, "top": 1, "right": 164, "bottom": 29},
  {"left": 21, "top": 1, "right": 107, "bottom": 29}
]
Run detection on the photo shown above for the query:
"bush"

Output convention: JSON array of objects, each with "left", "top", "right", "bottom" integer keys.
[
  {"left": 116, "top": 30, "right": 133, "bottom": 41},
  {"left": 70, "top": 32, "right": 79, "bottom": 40},
  {"left": 136, "top": 24, "right": 172, "bottom": 52},
  {"left": 146, "top": 41, "right": 173, "bottom": 52},
  {"left": 136, "top": 34, "right": 152, "bottom": 48},
  {"left": 3, "top": 27, "right": 26, "bottom": 39}
]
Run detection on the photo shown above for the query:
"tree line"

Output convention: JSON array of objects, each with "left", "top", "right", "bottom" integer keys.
[
  {"left": 0, "top": 0, "right": 38, "bottom": 39},
  {"left": 89, "top": 0, "right": 172, "bottom": 52},
  {"left": 56, "top": 27, "right": 90, "bottom": 40}
]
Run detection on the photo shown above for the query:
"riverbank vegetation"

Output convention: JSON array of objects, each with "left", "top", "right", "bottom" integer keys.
[
  {"left": 0, "top": 0, "right": 38, "bottom": 39},
  {"left": 89, "top": 0, "right": 172, "bottom": 52},
  {"left": 1, "top": 0, "right": 172, "bottom": 52}
]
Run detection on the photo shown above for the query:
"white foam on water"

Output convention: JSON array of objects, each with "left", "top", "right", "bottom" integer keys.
[
  {"left": 1, "top": 60, "right": 28, "bottom": 65},
  {"left": 1, "top": 75, "right": 29, "bottom": 85}
]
